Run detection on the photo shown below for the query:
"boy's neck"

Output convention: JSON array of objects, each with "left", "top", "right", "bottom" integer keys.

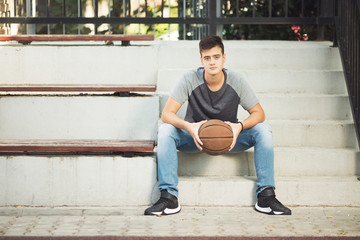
[{"left": 204, "top": 70, "right": 225, "bottom": 92}]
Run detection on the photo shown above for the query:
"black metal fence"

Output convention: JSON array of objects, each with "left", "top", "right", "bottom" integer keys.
[
  {"left": 0, "top": 0, "right": 334, "bottom": 40},
  {"left": 334, "top": 0, "right": 360, "bottom": 147}
]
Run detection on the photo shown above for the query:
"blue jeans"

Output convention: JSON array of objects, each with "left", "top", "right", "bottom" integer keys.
[{"left": 156, "top": 122, "right": 275, "bottom": 198}]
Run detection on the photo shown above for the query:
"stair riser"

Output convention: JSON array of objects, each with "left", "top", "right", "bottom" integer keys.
[
  {"left": 178, "top": 149, "right": 360, "bottom": 177},
  {"left": 270, "top": 121, "right": 357, "bottom": 148},
  {"left": 158, "top": 42, "right": 342, "bottom": 70},
  {"left": 158, "top": 69, "right": 346, "bottom": 95},
  {"left": 0, "top": 46, "right": 158, "bottom": 85},
  {"left": 0, "top": 96, "right": 159, "bottom": 140},
  {"left": 178, "top": 176, "right": 360, "bottom": 206},
  {"left": 0, "top": 42, "right": 341, "bottom": 87},
  {"left": 160, "top": 95, "right": 352, "bottom": 121},
  {"left": 1, "top": 155, "right": 359, "bottom": 207},
  {"left": 0, "top": 156, "right": 157, "bottom": 206}
]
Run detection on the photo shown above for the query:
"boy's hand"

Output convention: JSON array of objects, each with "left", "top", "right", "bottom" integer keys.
[
  {"left": 186, "top": 120, "right": 207, "bottom": 151},
  {"left": 225, "top": 121, "right": 243, "bottom": 151}
]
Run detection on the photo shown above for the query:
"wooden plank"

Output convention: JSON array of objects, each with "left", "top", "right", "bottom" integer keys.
[
  {"left": 0, "top": 139, "right": 155, "bottom": 153},
  {"left": 0, "top": 34, "right": 154, "bottom": 42},
  {"left": 0, "top": 84, "right": 156, "bottom": 92}
]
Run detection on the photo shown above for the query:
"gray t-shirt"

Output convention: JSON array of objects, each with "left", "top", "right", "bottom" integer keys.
[{"left": 171, "top": 67, "right": 259, "bottom": 123}]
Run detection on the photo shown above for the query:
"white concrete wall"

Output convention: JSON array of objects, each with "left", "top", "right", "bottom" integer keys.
[
  {"left": 0, "top": 155, "right": 157, "bottom": 206},
  {"left": 0, "top": 96, "right": 159, "bottom": 140},
  {"left": 0, "top": 45, "right": 158, "bottom": 85}
]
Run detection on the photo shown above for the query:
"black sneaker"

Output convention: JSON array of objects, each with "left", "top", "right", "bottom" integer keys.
[
  {"left": 144, "top": 190, "right": 181, "bottom": 216},
  {"left": 255, "top": 187, "right": 291, "bottom": 215}
]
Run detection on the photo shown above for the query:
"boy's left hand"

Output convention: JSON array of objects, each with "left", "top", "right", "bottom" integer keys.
[{"left": 224, "top": 121, "right": 243, "bottom": 151}]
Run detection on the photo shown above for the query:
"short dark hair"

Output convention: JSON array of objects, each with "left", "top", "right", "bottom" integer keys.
[{"left": 199, "top": 35, "right": 224, "bottom": 56}]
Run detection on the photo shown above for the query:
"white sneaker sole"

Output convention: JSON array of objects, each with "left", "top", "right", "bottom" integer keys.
[
  {"left": 255, "top": 202, "right": 284, "bottom": 215},
  {"left": 151, "top": 203, "right": 181, "bottom": 216}
]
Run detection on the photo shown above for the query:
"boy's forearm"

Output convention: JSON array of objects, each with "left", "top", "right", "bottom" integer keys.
[
  {"left": 161, "top": 111, "right": 191, "bottom": 132},
  {"left": 242, "top": 111, "right": 265, "bottom": 130}
]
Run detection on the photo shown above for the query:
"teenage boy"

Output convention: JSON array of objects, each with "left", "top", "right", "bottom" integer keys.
[{"left": 145, "top": 35, "right": 291, "bottom": 216}]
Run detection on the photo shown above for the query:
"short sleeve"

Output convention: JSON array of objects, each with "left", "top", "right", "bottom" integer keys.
[
  {"left": 227, "top": 71, "right": 259, "bottom": 111},
  {"left": 170, "top": 72, "right": 191, "bottom": 104}
]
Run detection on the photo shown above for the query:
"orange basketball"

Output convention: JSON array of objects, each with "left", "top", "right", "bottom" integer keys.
[{"left": 198, "top": 119, "right": 233, "bottom": 155}]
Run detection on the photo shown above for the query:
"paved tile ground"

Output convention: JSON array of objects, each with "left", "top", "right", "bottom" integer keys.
[{"left": 0, "top": 206, "right": 359, "bottom": 238}]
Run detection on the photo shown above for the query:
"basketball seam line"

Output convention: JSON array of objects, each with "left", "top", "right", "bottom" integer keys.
[
  {"left": 200, "top": 137, "right": 233, "bottom": 139},
  {"left": 202, "top": 145, "right": 231, "bottom": 152},
  {"left": 199, "top": 124, "right": 232, "bottom": 132}
]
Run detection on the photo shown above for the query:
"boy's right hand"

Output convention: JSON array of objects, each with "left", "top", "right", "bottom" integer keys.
[{"left": 186, "top": 120, "right": 207, "bottom": 151}]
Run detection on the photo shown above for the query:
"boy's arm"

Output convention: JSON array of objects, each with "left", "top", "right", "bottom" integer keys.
[
  {"left": 161, "top": 97, "right": 206, "bottom": 150},
  {"left": 226, "top": 103, "right": 266, "bottom": 151}
]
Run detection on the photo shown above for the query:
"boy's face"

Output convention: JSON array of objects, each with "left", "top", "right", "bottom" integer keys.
[{"left": 200, "top": 46, "right": 226, "bottom": 76}]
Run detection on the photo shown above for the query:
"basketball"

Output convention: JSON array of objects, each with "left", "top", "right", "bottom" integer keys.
[{"left": 198, "top": 119, "right": 234, "bottom": 155}]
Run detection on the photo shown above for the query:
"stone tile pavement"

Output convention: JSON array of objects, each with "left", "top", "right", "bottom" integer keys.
[{"left": 0, "top": 206, "right": 359, "bottom": 239}]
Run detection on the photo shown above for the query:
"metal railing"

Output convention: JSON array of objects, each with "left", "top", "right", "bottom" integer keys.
[
  {"left": 334, "top": 0, "right": 360, "bottom": 148},
  {"left": 0, "top": 0, "right": 334, "bottom": 40}
]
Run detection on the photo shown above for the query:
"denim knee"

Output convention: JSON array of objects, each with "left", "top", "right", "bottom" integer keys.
[
  {"left": 158, "top": 123, "right": 177, "bottom": 141},
  {"left": 252, "top": 123, "right": 273, "bottom": 145}
]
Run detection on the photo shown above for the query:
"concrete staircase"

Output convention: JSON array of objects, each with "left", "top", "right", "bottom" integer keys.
[{"left": 0, "top": 40, "right": 358, "bottom": 207}]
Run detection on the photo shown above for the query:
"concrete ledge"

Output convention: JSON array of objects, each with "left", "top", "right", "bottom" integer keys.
[
  {"left": 158, "top": 41, "right": 342, "bottom": 70},
  {"left": 178, "top": 176, "right": 360, "bottom": 206},
  {"left": 160, "top": 94, "right": 352, "bottom": 121},
  {"left": 270, "top": 120, "right": 357, "bottom": 148},
  {"left": 158, "top": 69, "right": 346, "bottom": 95},
  {"left": 0, "top": 96, "right": 159, "bottom": 140},
  {"left": 0, "top": 155, "right": 157, "bottom": 207},
  {"left": 1, "top": 154, "right": 358, "bottom": 207},
  {"left": 178, "top": 147, "right": 360, "bottom": 177},
  {"left": 0, "top": 45, "right": 158, "bottom": 85}
]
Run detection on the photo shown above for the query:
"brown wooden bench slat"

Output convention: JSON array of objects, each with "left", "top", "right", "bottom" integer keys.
[
  {"left": 0, "top": 34, "right": 154, "bottom": 42},
  {"left": 0, "top": 140, "right": 155, "bottom": 153},
  {"left": 0, "top": 84, "right": 156, "bottom": 92}
]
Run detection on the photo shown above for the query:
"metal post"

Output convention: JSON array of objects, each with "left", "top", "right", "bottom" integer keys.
[
  {"left": 108, "top": 0, "right": 111, "bottom": 34},
  {"left": 47, "top": 0, "right": 50, "bottom": 34},
  {"left": 123, "top": 0, "right": 125, "bottom": 34},
  {"left": 63, "top": 0, "right": 66, "bottom": 34},
  {"left": 168, "top": 0, "right": 171, "bottom": 39},
  {"left": 26, "top": 0, "right": 35, "bottom": 34},
  {"left": 183, "top": 0, "right": 186, "bottom": 39},
  {"left": 78, "top": 0, "right": 81, "bottom": 34},
  {"left": 153, "top": 0, "right": 156, "bottom": 39},
  {"left": 208, "top": 0, "right": 222, "bottom": 37},
  {"left": 94, "top": 0, "right": 98, "bottom": 34},
  {"left": 208, "top": 0, "right": 216, "bottom": 36}
]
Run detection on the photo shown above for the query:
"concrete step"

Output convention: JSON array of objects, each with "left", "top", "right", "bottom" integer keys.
[
  {"left": 178, "top": 147, "right": 360, "bottom": 177},
  {"left": 0, "top": 155, "right": 157, "bottom": 206},
  {"left": 158, "top": 41, "right": 342, "bottom": 70},
  {"left": 2, "top": 154, "right": 359, "bottom": 207},
  {"left": 270, "top": 120, "right": 357, "bottom": 149},
  {"left": 0, "top": 96, "right": 159, "bottom": 140},
  {"left": 258, "top": 94, "right": 352, "bottom": 121},
  {"left": 0, "top": 45, "right": 158, "bottom": 85},
  {"left": 177, "top": 176, "right": 360, "bottom": 207},
  {"left": 160, "top": 94, "right": 352, "bottom": 121},
  {"left": 1, "top": 41, "right": 341, "bottom": 87},
  {"left": 157, "top": 69, "right": 346, "bottom": 95}
]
